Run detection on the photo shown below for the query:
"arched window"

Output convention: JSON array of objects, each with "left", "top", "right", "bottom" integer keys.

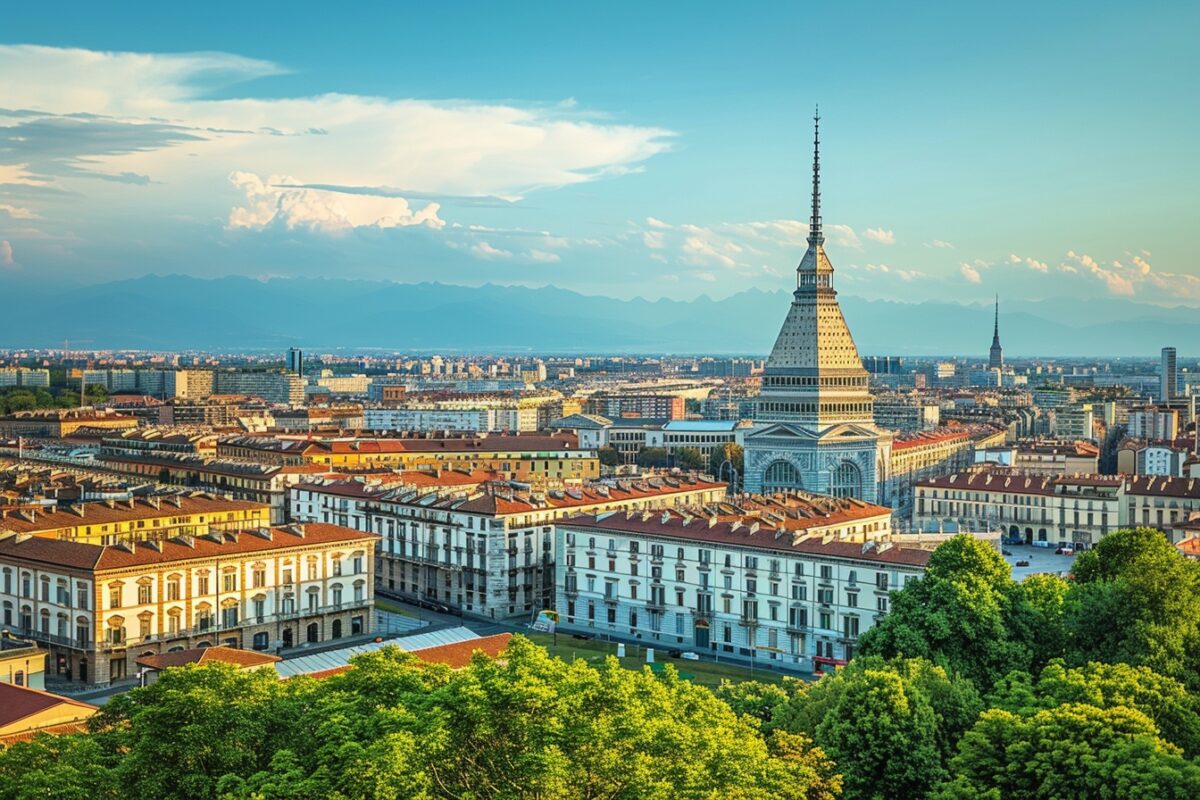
[
  {"left": 763, "top": 460, "right": 802, "bottom": 492},
  {"left": 831, "top": 461, "right": 862, "bottom": 499}
]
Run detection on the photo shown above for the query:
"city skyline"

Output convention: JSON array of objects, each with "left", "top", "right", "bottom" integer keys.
[{"left": 2, "top": 2, "right": 1198, "bottom": 308}]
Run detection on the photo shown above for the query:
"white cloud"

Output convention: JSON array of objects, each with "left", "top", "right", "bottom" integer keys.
[
  {"left": 228, "top": 172, "right": 444, "bottom": 232},
  {"left": 0, "top": 240, "right": 13, "bottom": 268},
  {"left": 0, "top": 204, "right": 40, "bottom": 220},
  {"left": 960, "top": 262, "right": 982, "bottom": 284},
  {"left": 0, "top": 44, "right": 673, "bottom": 228},
  {"left": 864, "top": 227, "right": 895, "bottom": 245},
  {"left": 1065, "top": 250, "right": 1134, "bottom": 296},
  {"left": 469, "top": 241, "right": 512, "bottom": 260},
  {"left": 645, "top": 216, "right": 670, "bottom": 229},
  {"left": 693, "top": 271, "right": 717, "bottom": 282},
  {"left": 642, "top": 230, "right": 665, "bottom": 249},
  {"left": 1007, "top": 254, "right": 1049, "bottom": 273},
  {"left": 528, "top": 249, "right": 561, "bottom": 263},
  {"left": 926, "top": 239, "right": 954, "bottom": 249},
  {"left": 1133, "top": 255, "right": 1151, "bottom": 274}
]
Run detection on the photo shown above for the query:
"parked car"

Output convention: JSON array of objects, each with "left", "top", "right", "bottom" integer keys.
[
  {"left": 1016, "top": 559, "right": 1030, "bottom": 567},
  {"left": 1002, "top": 549, "right": 1013, "bottom": 556}
]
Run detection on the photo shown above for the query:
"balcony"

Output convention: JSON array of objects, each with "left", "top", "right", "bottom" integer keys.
[
  {"left": 785, "top": 623, "right": 809, "bottom": 635},
  {"left": 602, "top": 595, "right": 619, "bottom": 606},
  {"left": 738, "top": 615, "right": 760, "bottom": 628}
]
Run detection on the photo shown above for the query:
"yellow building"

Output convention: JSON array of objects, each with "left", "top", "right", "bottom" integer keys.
[
  {"left": 0, "top": 682, "right": 96, "bottom": 744},
  {"left": 1, "top": 634, "right": 46, "bottom": 689},
  {"left": 218, "top": 433, "right": 600, "bottom": 484},
  {"left": 0, "top": 522, "right": 377, "bottom": 685},
  {"left": 0, "top": 494, "right": 272, "bottom": 545}
]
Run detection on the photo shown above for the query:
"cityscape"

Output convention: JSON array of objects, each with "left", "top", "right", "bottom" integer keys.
[{"left": 2, "top": 4, "right": 1199, "bottom": 799}]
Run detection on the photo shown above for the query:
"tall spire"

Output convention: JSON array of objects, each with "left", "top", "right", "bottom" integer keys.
[
  {"left": 989, "top": 294, "right": 1004, "bottom": 370},
  {"left": 808, "top": 106, "right": 823, "bottom": 247}
]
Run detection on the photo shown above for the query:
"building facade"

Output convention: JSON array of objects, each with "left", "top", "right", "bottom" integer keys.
[
  {"left": 744, "top": 113, "right": 886, "bottom": 501},
  {"left": 0, "top": 523, "right": 375, "bottom": 685},
  {"left": 555, "top": 496, "right": 931, "bottom": 671},
  {"left": 289, "top": 476, "right": 727, "bottom": 621}
]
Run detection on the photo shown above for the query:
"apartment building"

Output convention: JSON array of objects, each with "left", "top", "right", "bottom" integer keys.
[
  {"left": 915, "top": 470, "right": 1123, "bottom": 546},
  {"left": 0, "top": 494, "right": 271, "bottom": 545},
  {"left": 289, "top": 476, "right": 727, "bottom": 621},
  {"left": 0, "top": 522, "right": 376, "bottom": 685},
  {"left": 96, "top": 453, "right": 324, "bottom": 523},
  {"left": 0, "top": 368, "right": 50, "bottom": 388},
  {"left": 555, "top": 494, "right": 930, "bottom": 672},
  {"left": 586, "top": 393, "right": 686, "bottom": 421},
  {"left": 0, "top": 409, "right": 139, "bottom": 438},
  {"left": 1012, "top": 440, "right": 1100, "bottom": 476},
  {"left": 914, "top": 469, "right": 1125, "bottom": 547}
]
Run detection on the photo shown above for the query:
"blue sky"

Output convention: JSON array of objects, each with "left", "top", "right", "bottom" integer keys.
[{"left": 1, "top": 1, "right": 1197, "bottom": 306}]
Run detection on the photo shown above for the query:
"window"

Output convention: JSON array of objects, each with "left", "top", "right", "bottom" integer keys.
[
  {"left": 332, "top": 560, "right": 343, "bottom": 577},
  {"left": 109, "top": 588, "right": 122, "bottom": 609},
  {"left": 223, "top": 573, "right": 237, "bottom": 593},
  {"left": 167, "top": 579, "right": 180, "bottom": 601},
  {"left": 252, "top": 568, "right": 266, "bottom": 588},
  {"left": 137, "top": 585, "right": 152, "bottom": 605},
  {"left": 197, "top": 574, "right": 210, "bottom": 595}
]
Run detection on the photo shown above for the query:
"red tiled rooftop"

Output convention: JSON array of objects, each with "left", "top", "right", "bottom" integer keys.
[
  {"left": 0, "top": 523, "right": 377, "bottom": 571},
  {"left": 136, "top": 645, "right": 281, "bottom": 671},
  {"left": 0, "top": 682, "right": 97, "bottom": 731}
]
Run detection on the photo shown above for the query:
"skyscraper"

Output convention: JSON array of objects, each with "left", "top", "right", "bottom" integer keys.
[
  {"left": 286, "top": 347, "right": 304, "bottom": 377},
  {"left": 1161, "top": 346, "right": 1178, "bottom": 401},
  {"left": 989, "top": 295, "right": 1004, "bottom": 371},
  {"left": 743, "top": 110, "right": 885, "bottom": 502}
]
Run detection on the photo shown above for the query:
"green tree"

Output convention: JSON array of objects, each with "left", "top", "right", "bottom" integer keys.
[
  {"left": 598, "top": 445, "right": 621, "bottom": 468},
  {"left": 813, "top": 665, "right": 944, "bottom": 800},
  {"left": 858, "top": 535, "right": 1033, "bottom": 689},
  {"left": 673, "top": 447, "right": 706, "bottom": 470},
  {"left": 636, "top": 447, "right": 670, "bottom": 468},
  {"left": 935, "top": 703, "right": 1200, "bottom": 799},
  {"left": 1067, "top": 528, "right": 1200, "bottom": 686},
  {"left": 0, "top": 734, "right": 119, "bottom": 800},
  {"left": 988, "top": 660, "right": 1200, "bottom": 757}
]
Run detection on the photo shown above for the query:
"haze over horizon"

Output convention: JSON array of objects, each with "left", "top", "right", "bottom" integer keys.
[{"left": 2, "top": 1, "right": 1198, "bottom": 310}]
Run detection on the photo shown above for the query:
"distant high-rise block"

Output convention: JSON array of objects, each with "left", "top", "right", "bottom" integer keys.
[
  {"left": 287, "top": 347, "right": 304, "bottom": 376},
  {"left": 1161, "top": 347, "right": 1177, "bottom": 401}
]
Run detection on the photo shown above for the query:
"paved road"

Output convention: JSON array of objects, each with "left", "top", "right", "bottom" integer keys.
[{"left": 1002, "top": 543, "right": 1077, "bottom": 579}]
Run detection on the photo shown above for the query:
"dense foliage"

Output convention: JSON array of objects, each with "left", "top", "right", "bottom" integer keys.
[
  {"left": 0, "top": 637, "right": 839, "bottom": 800},
  {"left": 713, "top": 530, "right": 1200, "bottom": 798},
  {"left": 0, "top": 384, "right": 108, "bottom": 415},
  {"left": 4, "top": 529, "right": 1200, "bottom": 798}
]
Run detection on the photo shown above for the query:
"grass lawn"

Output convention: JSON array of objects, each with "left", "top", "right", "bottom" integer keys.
[{"left": 522, "top": 632, "right": 797, "bottom": 688}]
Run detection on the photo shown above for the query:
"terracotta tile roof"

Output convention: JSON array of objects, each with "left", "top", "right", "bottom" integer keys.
[
  {"left": 1126, "top": 476, "right": 1200, "bottom": 499},
  {"left": 136, "top": 645, "right": 281, "bottom": 670},
  {"left": 305, "top": 633, "right": 514, "bottom": 678},
  {"left": 0, "top": 682, "right": 97, "bottom": 730},
  {"left": 0, "top": 494, "right": 268, "bottom": 535},
  {"left": 411, "top": 633, "right": 513, "bottom": 669},
  {"left": 565, "top": 510, "right": 928, "bottom": 566},
  {"left": 892, "top": 430, "right": 970, "bottom": 451},
  {"left": 0, "top": 523, "right": 377, "bottom": 572},
  {"left": 0, "top": 721, "right": 91, "bottom": 744}
]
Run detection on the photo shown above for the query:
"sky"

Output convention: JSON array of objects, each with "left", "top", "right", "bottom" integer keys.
[{"left": 1, "top": 1, "right": 1198, "bottom": 307}]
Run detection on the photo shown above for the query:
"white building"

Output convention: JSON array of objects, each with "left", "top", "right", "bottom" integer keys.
[
  {"left": 555, "top": 494, "right": 932, "bottom": 671},
  {"left": 289, "top": 476, "right": 727, "bottom": 621}
]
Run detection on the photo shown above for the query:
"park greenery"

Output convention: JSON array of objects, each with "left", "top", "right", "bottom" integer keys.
[
  {"left": 0, "top": 384, "right": 108, "bottom": 416},
  {"left": 2, "top": 528, "right": 1200, "bottom": 798}
]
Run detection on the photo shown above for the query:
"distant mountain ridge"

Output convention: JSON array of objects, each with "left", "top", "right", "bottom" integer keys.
[{"left": 0, "top": 274, "right": 1193, "bottom": 357}]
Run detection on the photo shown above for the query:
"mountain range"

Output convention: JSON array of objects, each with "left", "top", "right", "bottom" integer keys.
[{"left": 0, "top": 274, "right": 1193, "bottom": 357}]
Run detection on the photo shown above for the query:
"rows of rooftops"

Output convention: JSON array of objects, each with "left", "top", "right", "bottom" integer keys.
[
  {"left": 215, "top": 431, "right": 586, "bottom": 453},
  {"left": 563, "top": 502, "right": 925, "bottom": 565},
  {"left": 919, "top": 467, "right": 1200, "bottom": 498},
  {"left": 891, "top": 423, "right": 1005, "bottom": 451},
  {"left": 0, "top": 491, "right": 265, "bottom": 532},
  {"left": 0, "top": 408, "right": 139, "bottom": 422},
  {"left": 294, "top": 474, "right": 727, "bottom": 515},
  {"left": 0, "top": 522, "right": 376, "bottom": 570}
]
